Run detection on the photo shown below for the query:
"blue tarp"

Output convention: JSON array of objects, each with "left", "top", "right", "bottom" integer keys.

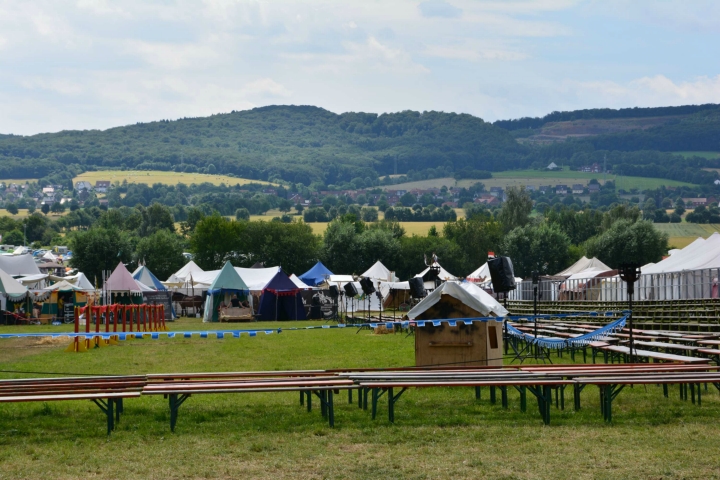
[{"left": 298, "top": 261, "right": 333, "bottom": 287}]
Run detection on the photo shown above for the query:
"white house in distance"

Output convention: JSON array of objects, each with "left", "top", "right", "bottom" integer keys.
[
  {"left": 95, "top": 181, "right": 111, "bottom": 193},
  {"left": 547, "top": 162, "right": 559, "bottom": 170}
]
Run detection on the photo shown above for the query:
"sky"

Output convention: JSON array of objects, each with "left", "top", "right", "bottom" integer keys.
[{"left": 1, "top": 0, "right": 719, "bottom": 135}]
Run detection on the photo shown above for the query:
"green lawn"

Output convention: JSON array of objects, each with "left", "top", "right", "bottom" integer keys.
[
  {"left": 2, "top": 317, "right": 720, "bottom": 478},
  {"left": 674, "top": 151, "right": 720, "bottom": 160}
]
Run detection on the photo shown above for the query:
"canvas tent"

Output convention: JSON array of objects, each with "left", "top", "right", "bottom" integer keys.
[
  {"left": 257, "top": 271, "right": 306, "bottom": 321},
  {"left": 467, "top": 263, "right": 491, "bottom": 283},
  {"left": 133, "top": 266, "right": 167, "bottom": 291},
  {"left": 0, "top": 267, "right": 28, "bottom": 311},
  {"left": 40, "top": 280, "right": 92, "bottom": 321},
  {"left": 203, "top": 261, "right": 250, "bottom": 322},
  {"left": 164, "top": 260, "right": 205, "bottom": 287},
  {"left": 556, "top": 256, "right": 610, "bottom": 277},
  {"left": 50, "top": 272, "right": 95, "bottom": 290},
  {"left": 415, "top": 262, "right": 457, "bottom": 291},
  {"left": 298, "top": 261, "right": 334, "bottom": 287},
  {"left": 104, "top": 262, "right": 143, "bottom": 304},
  {"left": 0, "top": 254, "right": 41, "bottom": 277},
  {"left": 289, "top": 274, "right": 311, "bottom": 289},
  {"left": 407, "top": 281, "right": 508, "bottom": 319},
  {"left": 361, "top": 261, "right": 397, "bottom": 282}
]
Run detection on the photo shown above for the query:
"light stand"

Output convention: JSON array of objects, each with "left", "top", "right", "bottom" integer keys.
[{"left": 619, "top": 263, "right": 641, "bottom": 363}]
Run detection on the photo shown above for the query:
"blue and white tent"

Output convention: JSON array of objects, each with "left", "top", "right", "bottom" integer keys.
[
  {"left": 132, "top": 265, "right": 167, "bottom": 291},
  {"left": 298, "top": 261, "right": 334, "bottom": 287}
]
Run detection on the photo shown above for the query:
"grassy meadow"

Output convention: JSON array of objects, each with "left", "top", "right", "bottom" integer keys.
[
  {"left": 1, "top": 317, "right": 720, "bottom": 478},
  {"left": 654, "top": 223, "right": 720, "bottom": 249},
  {"left": 73, "top": 170, "right": 275, "bottom": 187}
]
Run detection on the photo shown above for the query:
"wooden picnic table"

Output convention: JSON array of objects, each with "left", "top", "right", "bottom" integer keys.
[
  {"left": 603, "top": 345, "right": 709, "bottom": 364},
  {"left": 633, "top": 341, "right": 701, "bottom": 353},
  {"left": 698, "top": 339, "right": 720, "bottom": 346}
]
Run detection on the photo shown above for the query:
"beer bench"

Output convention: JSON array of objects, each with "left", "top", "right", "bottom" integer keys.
[
  {"left": 143, "top": 377, "right": 355, "bottom": 430},
  {"left": 0, "top": 375, "right": 146, "bottom": 435}
]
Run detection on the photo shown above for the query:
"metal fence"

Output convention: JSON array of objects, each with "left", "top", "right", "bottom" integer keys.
[{"left": 507, "top": 268, "right": 720, "bottom": 302}]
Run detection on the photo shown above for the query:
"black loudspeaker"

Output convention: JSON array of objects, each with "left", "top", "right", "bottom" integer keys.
[
  {"left": 359, "top": 277, "right": 376, "bottom": 295},
  {"left": 343, "top": 282, "right": 358, "bottom": 297},
  {"left": 409, "top": 277, "right": 425, "bottom": 298},
  {"left": 328, "top": 285, "right": 339, "bottom": 298},
  {"left": 488, "top": 256, "right": 516, "bottom": 293}
]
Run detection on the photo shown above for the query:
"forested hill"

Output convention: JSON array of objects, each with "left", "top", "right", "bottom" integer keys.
[
  {"left": 3, "top": 103, "right": 720, "bottom": 187},
  {"left": 0, "top": 106, "right": 527, "bottom": 184}
]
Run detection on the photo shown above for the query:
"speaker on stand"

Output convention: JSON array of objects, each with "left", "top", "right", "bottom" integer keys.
[
  {"left": 487, "top": 256, "right": 517, "bottom": 358},
  {"left": 329, "top": 285, "right": 339, "bottom": 322},
  {"left": 344, "top": 282, "right": 358, "bottom": 324},
  {"left": 360, "top": 277, "right": 376, "bottom": 323}
]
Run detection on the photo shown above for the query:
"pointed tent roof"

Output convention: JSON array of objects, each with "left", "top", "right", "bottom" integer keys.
[
  {"left": 165, "top": 260, "right": 204, "bottom": 285},
  {"left": 298, "top": 261, "right": 334, "bottom": 287},
  {"left": 42, "top": 251, "right": 57, "bottom": 262},
  {"left": 415, "top": 262, "right": 457, "bottom": 282},
  {"left": 467, "top": 262, "right": 491, "bottom": 281},
  {"left": 555, "top": 256, "right": 610, "bottom": 277},
  {"left": 289, "top": 274, "right": 311, "bottom": 289},
  {"left": 104, "top": 262, "right": 143, "bottom": 294},
  {"left": 262, "top": 271, "right": 301, "bottom": 295},
  {"left": 361, "top": 261, "right": 396, "bottom": 282},
  {"left": 0, "top": 267, "right": 28, "bottom": 300},
  {"left": 47, "top": 280, "right": 87, "bottom": 292},
  {"left": 406, "top": 281, "right": 508, "bottom": 319},
  {"left": 208, "top": 261, "right": 249, "bottom": 294},
  {"left": 0, "top": 254, "right": 41, "bottom": 276},
  {"left": 132, "top": 265, "right": 167, "bottom": 291}
]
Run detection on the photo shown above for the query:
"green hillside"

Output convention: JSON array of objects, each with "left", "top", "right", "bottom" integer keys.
[{"left": 2, "top": 104, "right": 720, "bottom": 190}]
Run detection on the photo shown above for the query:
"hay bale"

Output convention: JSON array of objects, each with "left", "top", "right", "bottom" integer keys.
[{"left": 373, "top": 325, "right": 395, "bottom": 335}]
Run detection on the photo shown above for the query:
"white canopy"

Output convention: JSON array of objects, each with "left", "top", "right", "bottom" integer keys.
[
  {"left": 165, "top": 260, "right": 205, "bottom": 286},
  {"left": 565, "top": 267, "right": 612, "bottom": 281},
  {"left": 289, "top": 274, "right": 311, "bottom": 289},
  {"left": 361, "top": 261, "right": 397, "bottom": 282},
  {"left": 556, "top": 256, "right": 610, "bottom": 276},
  {"left": 406, "top": 281, "right": 508, "bottom": 319},
  {"left": 467, "top": 263, "right": 490, "bottom": 282},
  {"left": 46, "top": 280, "right": 90, "bottom": 292},
  {"left": 0, "top": 254, "right": 41, "bottom": 277},
  {"left": 643, "top": 234, "right": 720, "bottom": 274},
  {"left": 42, "top": 251, "right": 58, "bottom": 262}
]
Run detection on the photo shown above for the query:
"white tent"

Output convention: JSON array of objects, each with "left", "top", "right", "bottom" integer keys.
[
  {"left": 0, "top": 254, "right": 41, "bottom": 277},
  {"left": 42, "top": 251, "right": 58, "bottom": 262},
  {"left": 556, "top": 256, "right": 610, "bottom": 277},
  {"left": 165, "top": 260, "right": 205, "bottom": 286},
  {"left": 643, "top": 234, "right": 720, "bottom": 274},
  {"left": 406, "top": 281, "right": 508, "bottom": 319},
  {"left": 235, "top": 267, "right": 281, "bottom": 291},
  {"left": 415, "top": 262, "right": 457, "bottom": 290},
  {"left": 0, "top": 267, "right": 28, "bottom": 311},
  {"left": 289, "top": 274, "right": 311, "bottom": 289},
  {"left": 467, "top": 263, "right": 491, "bottom": 283},
  {"left": 54, "top": 272, "right": 95, "bottom": 290},
  {"left": 361, "top": 261, "right": 397, "bottom": 282}
]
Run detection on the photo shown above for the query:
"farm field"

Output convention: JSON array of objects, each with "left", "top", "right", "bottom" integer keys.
[
  {"left": 0, "top": 209, "right": 68, "bottom": 219},
  {"left": 384, "top": 169, "right": 693, "bottom": 192},
  {"left": 73, "top": 170, "right": 275, "bottom": 187},
  {"left": 675, "top": 151, "right": 720, "bottom": 159},
  {"left": 248, "top": 209, "right": 465, "bottom": 236},
  {"left": 1, "top": 317, "right": 720, "bottom": 478},
  {"left": 654, "top": 223, "right": 720, "bottom": 249}
]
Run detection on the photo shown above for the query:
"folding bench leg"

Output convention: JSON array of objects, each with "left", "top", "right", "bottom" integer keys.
[
  {"left": 93, "top": 398, "right": 115, "bottom": 435},
  {"left": 169, "top": 393, "right": 190, "bottom": 432}
]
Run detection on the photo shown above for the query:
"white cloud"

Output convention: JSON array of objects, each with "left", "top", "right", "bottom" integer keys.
[{"left": 569, "top": 75, "right": 720, "bottom": 107}]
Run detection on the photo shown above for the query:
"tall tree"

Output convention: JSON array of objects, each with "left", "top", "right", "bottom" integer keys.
[
  {"left": 501, "top": 223, "right": 571, "bottom": 278},
  {"left": 190, "top": 215, "right": 245, "bottom": 269},
  {"left": 135, "top": 230, "right": 187, "bottom": 280},
  {"left": 585, "top": 220, "right": 668, "bottom": 268},
  {"left": 443, "top": 218, "right": 503, "bottom": 274},
  {"left": 498, "top": 187, "right": 532, "bottom": 232},
  {"left": 68, "top": 227, "right": 133, "bottom": 283}
]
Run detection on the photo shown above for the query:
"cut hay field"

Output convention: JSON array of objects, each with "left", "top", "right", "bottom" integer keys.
[
  {"left": 676, "top": 151, "right": 720, "bottom": 160},
  {"left": 74, "top": 170, "right": 275, "bottom": 187},
  {"left": 1, "top": 317, "right": 720, "bottom": 479},
  {"left": 654, "top": 223, "right": 720, "bottom": 249}
]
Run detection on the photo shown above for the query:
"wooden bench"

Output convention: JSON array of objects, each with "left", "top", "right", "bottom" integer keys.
[
  {"left": 219, "top": 307, "right": 254, "bottom": 322},
  {"left": 0, "top": 375, "right": 146, "bottom": 434},
  {"left": 143, "top": 376, "right": 355, "bottom": 430},
  {"left": 602, "top": 345, "right": 709, "bottom": 364}
]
